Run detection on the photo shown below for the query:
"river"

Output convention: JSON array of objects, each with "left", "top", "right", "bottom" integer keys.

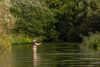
[{"left": 0, "top": 42, "right": 100, "bottom": 67}]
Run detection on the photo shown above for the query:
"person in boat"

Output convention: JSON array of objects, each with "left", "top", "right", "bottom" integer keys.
[{"left": 32, "top": 39, "right": 41, "bottom": 53}]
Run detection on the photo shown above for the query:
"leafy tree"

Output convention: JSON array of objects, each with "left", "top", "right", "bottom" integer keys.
[
  {"left": 11, "top": 0, "right": 55, "bottom": 38},
  {"left": 11, "top": 0, "right": 100, "bottom": 42},
  {"left": 45, "top": 0, "right": 100, "bottom": 42}
]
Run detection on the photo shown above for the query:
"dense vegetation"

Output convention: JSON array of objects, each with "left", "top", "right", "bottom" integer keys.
[
  {"left": 82, "top": 33, "right": 100, "bottom": 49},
  {"left": 1, "top": 0, "right": 100, "bottom": 66},
  {"left": 10, "top": 0, "right": 100, "bottom": 42},
  {"left": 0, "top": 0, "right": 15, "bottom": 60}
]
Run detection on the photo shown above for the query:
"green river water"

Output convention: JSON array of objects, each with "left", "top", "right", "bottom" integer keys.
[{"left": 0, "top": 43, "right": 100, "bottom": 67}]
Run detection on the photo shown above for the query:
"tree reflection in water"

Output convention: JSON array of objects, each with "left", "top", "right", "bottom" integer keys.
[{"left": 0, "top": 47, "right": 11, "bottom": 67}]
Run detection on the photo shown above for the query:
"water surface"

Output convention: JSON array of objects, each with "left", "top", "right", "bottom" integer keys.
[{"left": 1, "top": 43, "right": 100, "bottom": 67}]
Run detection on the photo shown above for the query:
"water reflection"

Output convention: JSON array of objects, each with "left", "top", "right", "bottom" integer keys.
[
  {"left": 79, "top": 47, "right": 100, "bottom": 67},
  {"left": 1, "top": 43, "right": 100, "bottom": 67},
  {"left": 11, "top": 45, "right": 33, "bottom": 67},
  {"left": 38, "top": 43, "right": 100, "bottom": 67},
  {"left": 0, "top": 47, "right": 12, "bottom": 67},
  {"left": 32, "top": 45, "right": 40, "bottom": 67}
]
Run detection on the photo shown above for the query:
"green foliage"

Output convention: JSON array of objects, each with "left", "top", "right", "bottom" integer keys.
[
  {"left": 12, "top": 37, "right": 32, "bottom": 44},
  {"left": 82, "top": 33, "right": 100, "bottom": 49},
  {"left": 11, "top": 0, "right": 55, "bottom": 36},
  {"left": 0, "top": 0, "right": 15, "bottom": 60},
  {"left": 48, "top": 0, "right": 100, "bottom": 42},
  {"left": 11, "top": 34, "right": 32, "bottom": 44},
  {"left": 11, "top": 0, "right": 100, "bottom": 42}
]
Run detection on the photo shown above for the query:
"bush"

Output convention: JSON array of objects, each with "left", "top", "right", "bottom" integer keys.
[
  {"left": 11, "top": 34, "right": 33, "bottom": 44},
  {"left": 0, "top": 0, "right": 15, "bottom": 60},
  {"left": 81, "top": 33, "right": 100, "bottom": 49}
]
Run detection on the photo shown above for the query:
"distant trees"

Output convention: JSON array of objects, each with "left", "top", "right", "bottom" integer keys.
[{"left": 11, "top": 0, "right": 100, "bottom": 42}]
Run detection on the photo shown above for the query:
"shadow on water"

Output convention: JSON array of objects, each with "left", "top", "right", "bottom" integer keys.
[{"left": 1, "top": 43, "right": 100, "bottom": 67}]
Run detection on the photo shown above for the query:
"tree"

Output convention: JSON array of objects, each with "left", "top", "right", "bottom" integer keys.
[
  {"left": 0, "top": 0, "right": 15, "bottom": 60},
  {"left": 11, "top": 0, "right": 55, "bottom": 41},
  {"left": 45, "top": 0, "right": 100, "bottom": 42},
  {"left": 11, "top": 0, "right": 100, "bottom": 42}
]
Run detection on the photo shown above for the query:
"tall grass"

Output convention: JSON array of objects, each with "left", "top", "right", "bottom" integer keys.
[
  {"left": 81, "top": 33, "right": 100, "bottom": 49},
  {"left": 0, "top": 0, "right": 15, "bottom": 60}
]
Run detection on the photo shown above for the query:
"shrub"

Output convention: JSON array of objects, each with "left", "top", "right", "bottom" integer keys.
[
  {"left": 81, "top": 33, "right": 100, "bottom": 49},
  {"left": 11, "top": 35, "right": 32, "bottom": 44},
  {"left": 0, "top": 0, "right": 15, "bottom": 60}
]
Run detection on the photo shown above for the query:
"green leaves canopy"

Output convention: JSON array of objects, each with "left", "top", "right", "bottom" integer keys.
[{"left": 11, "top": 0, "right": 100, "bottom": 42}]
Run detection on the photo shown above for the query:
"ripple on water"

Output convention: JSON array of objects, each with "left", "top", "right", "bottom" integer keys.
[{"left": 1, "top": 43, "right": 100, "bottom": 67}]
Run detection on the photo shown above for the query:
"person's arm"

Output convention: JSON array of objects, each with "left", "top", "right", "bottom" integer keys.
[{"left": 35, "top": 43, "right": 41, "bottom": 45}]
